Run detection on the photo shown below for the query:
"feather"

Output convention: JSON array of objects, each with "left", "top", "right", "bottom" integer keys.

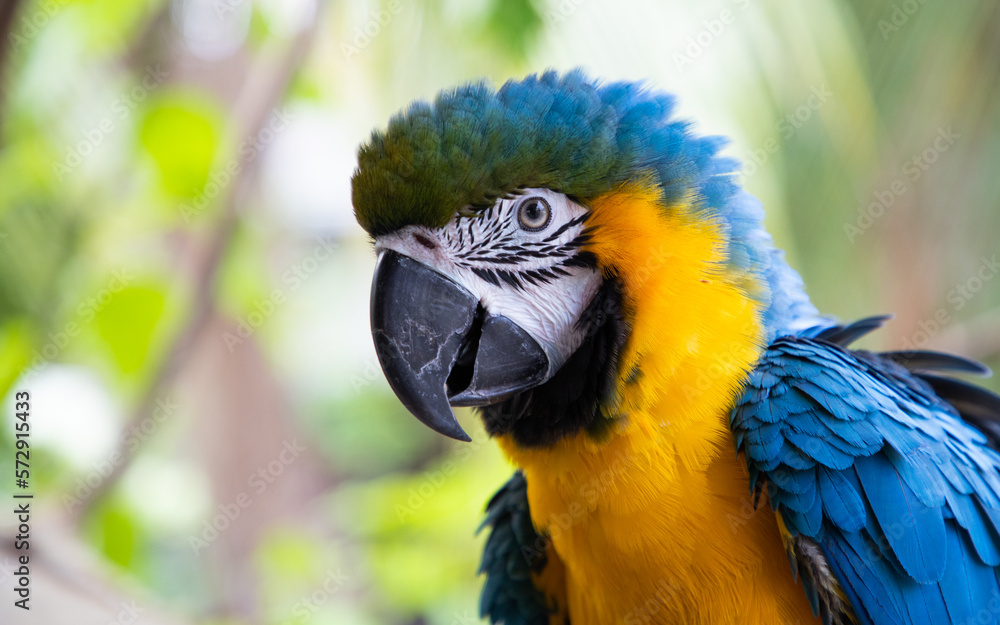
[
  {"left": 818, "top": 468, "right": 867, "bottom": 532},
  {"left": 854, "top": 456, "right": 947, "bottom": 583},
  {"left": 783, "top": 430, "right": 857, "bottom": 470},
  {"left": 882, "top": 350, "right": 990, "bottom": 376},
  {"left": 938, "top": 519, "right": 1000, "bottom": 624},
  {"left": 769, "top": 466, "right": 818, "bottom": 494},
  {"left": 883, "top": 446, "right": 947, "bottom": 508},
  {"left": 478, "top": 471, "right": 557, "bottom": 624},
  {"left": 917, "top": 373, "right": 1000, "bottom": 425},
  {"left": 733, "top": 330, "right": 1000, "bottom": 624},
  {"left": 824, "top": 532, "right": 906, "bottom": 624},
  {"left": 942, "top": 488, "right": 1000, "bottom": 566},
  {"left": 815, "top": 315, "right": 893, "bottom": 347}
]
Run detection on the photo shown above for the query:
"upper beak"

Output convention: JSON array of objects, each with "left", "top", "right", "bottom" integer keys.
[{"left": 370, "top": 250, "right": 549, "bottom": 441}]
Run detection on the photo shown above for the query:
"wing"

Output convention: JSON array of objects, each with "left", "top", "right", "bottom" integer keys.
[
  {"left": 732, "top": 318, "right": 1000, "bottom": 625},
  {"left": 479, "top": 471, "right": 568, "bottom": 625}
]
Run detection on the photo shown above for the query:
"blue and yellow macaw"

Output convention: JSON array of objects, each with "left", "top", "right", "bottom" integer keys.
[{"left": 352, "top": 70, "right": 1000, "bottom": 625}]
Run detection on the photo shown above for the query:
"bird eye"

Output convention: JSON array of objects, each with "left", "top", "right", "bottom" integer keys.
[{"left": 517, "top": 197, "right": 551, "bottom": 232}]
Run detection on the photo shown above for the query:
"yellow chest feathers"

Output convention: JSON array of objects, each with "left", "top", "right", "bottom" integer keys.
[{"left": 497, "top": 184, "right": 820, "bottom": 625}]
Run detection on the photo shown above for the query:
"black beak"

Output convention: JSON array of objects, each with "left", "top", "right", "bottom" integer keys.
[{"left": 370, "top": 250, "right": 549, "bottom": 441}]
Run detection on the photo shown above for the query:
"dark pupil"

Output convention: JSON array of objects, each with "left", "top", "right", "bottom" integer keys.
[{"left": 524, "top": 201, "right": 542, "bottom": 222}]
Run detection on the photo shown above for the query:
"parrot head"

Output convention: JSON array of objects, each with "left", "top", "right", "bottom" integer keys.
[{"left": 352, "top": 70, "right": 820, "bottom": 446}]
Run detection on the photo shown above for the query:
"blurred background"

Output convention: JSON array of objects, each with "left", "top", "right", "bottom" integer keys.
[{"left": 0, "top": 0, "right": 998, "bottom": 623}]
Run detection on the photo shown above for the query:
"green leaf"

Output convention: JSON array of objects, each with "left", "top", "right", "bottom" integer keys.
[
  {"left": 0, "top": 320, "right": 33, "bottom": 399},
  {"left": 139, "top": 92, "right": 224, "bottom": 201},
  {"left": 93, "top": 283, "right": 166, "bottom": 374},
  {"left": 86, "top": 498, "right": 142, "bottom": 569},
  {"left": 485, "top": 0, "right": 542, "bottom": 58},
  {"left": 75, "top": 0, "right": 167, "bottom": 54}
]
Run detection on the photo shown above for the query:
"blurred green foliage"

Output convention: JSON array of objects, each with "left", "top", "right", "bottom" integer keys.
[{"left": 140, "top": 93, "right": 224, "bottom": 201}]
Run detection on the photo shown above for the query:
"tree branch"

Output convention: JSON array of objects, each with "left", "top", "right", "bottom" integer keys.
[
  {"left": 75, "top": 13, "right": 327, "bottom": 520},
  {"left": 0, "top": 0, "right": 24, "bottom": 133}
]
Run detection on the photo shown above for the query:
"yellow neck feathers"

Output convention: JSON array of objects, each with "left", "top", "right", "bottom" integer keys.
[
  {"left": 499, "top": 180, "right": 764, "bottom": 491},
  {"left": 496, "top": 182, "right": 818, "bottom": 625}
]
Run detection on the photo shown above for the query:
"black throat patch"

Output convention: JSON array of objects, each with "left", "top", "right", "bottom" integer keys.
[{"left": 478, "top": 276, "right": 630, "bottom": 447}]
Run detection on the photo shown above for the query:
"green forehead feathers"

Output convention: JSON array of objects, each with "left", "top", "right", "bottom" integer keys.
[{"left": 352, "top": 70, "right": 724, "bottom": 237}]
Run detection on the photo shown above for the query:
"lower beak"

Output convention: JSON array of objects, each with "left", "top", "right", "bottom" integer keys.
[{"left": 370, "top": 250, "right": 548, "bottom": 441}]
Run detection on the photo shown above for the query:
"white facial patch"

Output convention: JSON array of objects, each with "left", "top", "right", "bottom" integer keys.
[{"left": 374, "top": 188, "right": 602, "bottom": 378}]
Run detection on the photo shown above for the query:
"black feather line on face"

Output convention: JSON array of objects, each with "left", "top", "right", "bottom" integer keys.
[
  {"left": 496, "top": 269, "right": 523, "bottom": 290},
  {"left": 456, "top": 241, "right": 596, "bottom": 288},
  {"left": 562, "top": 251, "right": 598, "bottom": 269},
  {"left": 472, "top": 267, "right": 502, "bottom": 287},
  {"left": 444, "top": 198, "right": 596, "bottom": 288},
  {"left": 543, "top": 213, "right": 588, "bottom": 242}
]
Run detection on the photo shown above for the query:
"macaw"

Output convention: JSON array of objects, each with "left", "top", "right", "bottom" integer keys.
[{"left": 351, "top": 70, "right": 1000, "bottom": 625}]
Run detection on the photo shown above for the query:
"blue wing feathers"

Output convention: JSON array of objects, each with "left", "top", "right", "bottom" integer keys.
[
  {"left": 939, "top": 520, "right": 1000, "bottom": 624},
  {"left": 779, "top": 441, "right": 818, "bottom": 470},
  {"left": 819, "top": 468, "right": 867, "bottom": 532},
  {"left": 853, "top": 454, "right": 947, "bottom": 584},
  {"left": 784, "top": 429, "right": 857, "bottom": 469},
  {"left": 825, "top": 532, "right": 905, "bottom": 625},
  {"left": 937, "top": 451, "right": 975, "bottom": 495},
  {"left": 883, "top": 447, "right": 947, "bottom": 508},
  {"left": 769, "top": 465, "right": 816, "bottom": 494},
  {"left": 732, "top": 332, "right": 1000, "bottom": 625},
  {"left": 976, "top": 499, "right": 1000, "bottom": 540}
]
